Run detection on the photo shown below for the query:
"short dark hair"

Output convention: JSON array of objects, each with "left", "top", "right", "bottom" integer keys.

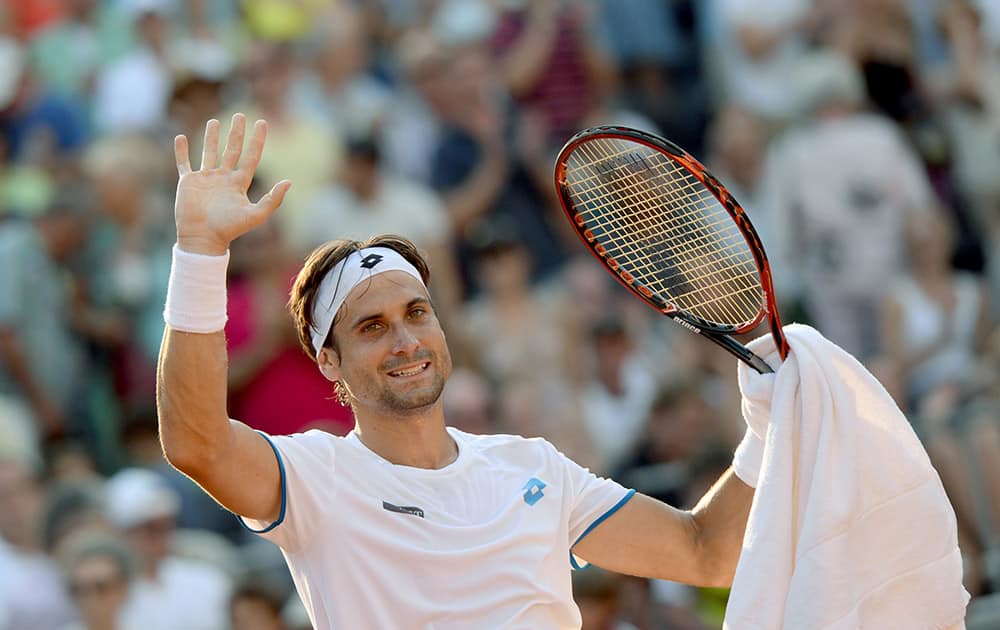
[{"left": 288, "top": 234, "right": 432, "bottom": 363}]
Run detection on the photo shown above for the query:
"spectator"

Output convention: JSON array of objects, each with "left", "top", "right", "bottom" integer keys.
[
  {"left": 225, "top": 215, "right": 354, "bottom": 437},
  {"left": 0, "top": 201, "right": 88, "bottom": 440},
  {"left": 104, "top": 468, "right": 232, "bottom": 630},
  {"left": 881, "top": 208, "right": 992, "bottom": 415},
  {"left": 937, "top": 0, "right": 1000, "bottom": 314},
  {"left": 580, "top": 315, "right": 659, "bottom": 474},
  {"left": 440, "top": 368, "right": 495, "bottom": 435},
  {"left": 0, "top": 36, "right": 88, "bottom": 165},
  {"left": 615, "top": 380, "right": 726, "bottom": 508},
  {"left": 229, "top": 579, "right": 288, "bottom": 630},
  {"left": 92, "top": 0, "right": 175, "bottom": 134},
  {"left": 458, "top": 226, "right": 571, "bottom": 388},
  {"left": 0, "top": 454, "right": 79, "bottom": 629},
  {"left": 707, "top": 0, "right": 822, "bottom": 123},
  {"left": 707, "top": 105, "right": 772, "bottom": 249},
  {"left": 225, "top": 40, "right": 341, "bottom": 253},
  {"left": 428, "top": 31, "right": 569, "bottom": 287},
  {"left": 58, "top": 533, "right": 137, "bottom": 630},
  {"left": 29, "top": 0, "right": 104, "bottom": 101},
  {"left": 761, "top": 50, "right": 935, "bottom": 357},
  {"left": 491, "top": 0, "right": 615, "bottom": 150},
  {"left": 290, "top": 5, "right": 393, "bottom": 140}
]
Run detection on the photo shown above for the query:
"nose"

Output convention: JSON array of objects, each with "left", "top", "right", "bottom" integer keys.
[{"left": 390, "top": 323, "right": 420, "bottom": 355}]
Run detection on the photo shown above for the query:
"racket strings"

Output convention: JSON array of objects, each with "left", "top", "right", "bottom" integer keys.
[{"left": 564, "top": 138, "right": 762, "bottom": 327}]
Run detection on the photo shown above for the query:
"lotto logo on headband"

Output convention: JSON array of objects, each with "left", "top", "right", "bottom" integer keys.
[{"left": 360, "top": 253, "right": 384, "bottom": 269}]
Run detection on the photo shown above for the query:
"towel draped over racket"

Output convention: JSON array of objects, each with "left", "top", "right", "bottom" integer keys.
[{"left": 726, "top": 324, "right": 969, "bottom": 629}]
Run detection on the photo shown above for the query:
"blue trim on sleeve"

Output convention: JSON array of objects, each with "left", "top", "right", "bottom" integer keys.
[
  {"left": 569, "top": 489, "right": 636, "bottom": 570},
  {"left": 236, "top": 432, "right": 288, "bottom": 534}
]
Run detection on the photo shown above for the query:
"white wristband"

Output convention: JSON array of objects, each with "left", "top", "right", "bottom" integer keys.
[
  {"left": 732, "top": 426, "right": 765, "bottom": 488},
  {"left": 163, "top": 244, "right": 230, "bottom": 333}
]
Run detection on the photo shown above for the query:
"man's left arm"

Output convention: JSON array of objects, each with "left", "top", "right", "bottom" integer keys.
[{"left": 572, "top": 467, "right": 754, "bottom": 588}]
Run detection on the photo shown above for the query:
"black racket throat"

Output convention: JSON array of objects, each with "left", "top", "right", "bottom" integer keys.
[{"left": 676, "top": 319, "right": 776, "bottom": 374}]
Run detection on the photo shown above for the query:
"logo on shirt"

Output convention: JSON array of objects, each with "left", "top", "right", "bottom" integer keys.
[
  {"left": 522, "top": 478, "right": 547, "bottom": 506},
  {"left": 382, "top": 501, "right": 425, "bottom": 518},
  {"left": 360, "top": 253, "right": 384, "bottom": 269}
]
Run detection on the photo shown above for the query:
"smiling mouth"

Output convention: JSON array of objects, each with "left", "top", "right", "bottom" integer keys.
[{"left": 387, "top": 362, "right": 431, "bottom": 377}]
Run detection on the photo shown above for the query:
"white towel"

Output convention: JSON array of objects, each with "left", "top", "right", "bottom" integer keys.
[{"left": 725, "top": 324, "right": 970, "bottom": 629}]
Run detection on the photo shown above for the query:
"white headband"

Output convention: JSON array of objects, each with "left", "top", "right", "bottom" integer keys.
[{"left": 309, "top": 247, "right": 424, "bottom": 357}]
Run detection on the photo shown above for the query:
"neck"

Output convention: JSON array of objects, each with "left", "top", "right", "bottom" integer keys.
[{"left": 354, "top": 405, "right": 457, "bottom": 469}]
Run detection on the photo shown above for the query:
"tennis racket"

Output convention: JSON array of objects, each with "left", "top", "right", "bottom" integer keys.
[{"left": 553, "top": 126, "right": 788, "bottom": 374}]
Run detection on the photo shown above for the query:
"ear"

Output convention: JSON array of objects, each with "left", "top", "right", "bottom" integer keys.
[{"left": 316, "top": 348, "right": 342, "bottom": 382}]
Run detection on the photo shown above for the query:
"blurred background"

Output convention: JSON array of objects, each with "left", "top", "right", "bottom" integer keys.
[{"left": 0, "top": 0, "right": 998, "bottom": 628}]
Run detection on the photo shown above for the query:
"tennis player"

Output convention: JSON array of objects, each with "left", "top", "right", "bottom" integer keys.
[{"left": 159, "top": 114, "right": 762, "bottom": 628}]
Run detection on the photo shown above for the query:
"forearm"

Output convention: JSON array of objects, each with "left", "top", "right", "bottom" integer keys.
[
  {"left": 157, "top": 327, "right": 234, "bottom": 473},
  {"left": 689, "top": 467, "right": 755, "bottom": 587},
  {"left": 501, "top": 15, "right": 559, "bottom": 95},
  {"left": 443, "top": 146, "right": 507, "bottom": 232}
]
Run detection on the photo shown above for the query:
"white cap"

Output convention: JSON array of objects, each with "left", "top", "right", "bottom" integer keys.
[
  {"left": 432, "top": 0, "right": 497, "bottom": 47},
  {"left": 104, "top": 468, "right": 181, "bottom": 529},
  {"left": 0, "top": 37, "right": 24, "bottom": 110}
]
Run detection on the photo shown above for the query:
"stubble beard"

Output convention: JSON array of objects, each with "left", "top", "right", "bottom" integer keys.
[{"left": 373, "top": 351, "right": 452, "bottom": 416}]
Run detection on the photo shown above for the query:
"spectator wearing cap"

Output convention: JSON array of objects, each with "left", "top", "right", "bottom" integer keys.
[
  {"left": 58, "top": 532, "right": 139, "bottom": 630},
  {"left": 104, "top": 468, "right": 231, "bottom": 630}
]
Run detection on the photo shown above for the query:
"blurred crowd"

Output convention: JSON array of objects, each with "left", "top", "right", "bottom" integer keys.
[{"left": 0, "top": 0, "right": 999, "bottom": 628}]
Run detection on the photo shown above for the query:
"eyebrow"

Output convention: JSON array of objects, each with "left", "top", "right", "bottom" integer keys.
[{"left": 349, "top": 296, "right": 431, "bottom": 331}]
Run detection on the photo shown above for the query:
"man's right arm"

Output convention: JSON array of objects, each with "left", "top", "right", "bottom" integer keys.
[
  {"left": 157, "top": 327, "right": 281, "bottom": 522},
  {"left": 157, "top": 114, "right": 291, "bottom": 524}
]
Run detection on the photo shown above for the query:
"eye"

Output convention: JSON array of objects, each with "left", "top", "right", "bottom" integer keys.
[
  {"left": 409, "top": 306, "right": 428, "bottom": 319},
  {"left": 361, "top": 321, "right": 383, "bottom": 333}
]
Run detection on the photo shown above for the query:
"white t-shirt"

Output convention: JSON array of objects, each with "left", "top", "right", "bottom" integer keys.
[
  {"left": 300, "top": 174, "right": 450, "bottom": 251},
  {"left": 119, "top": 556, "right": 232, "bottom": 630},
  {"left": 240, "top": 427, "right": 634, "bottom": 629}
]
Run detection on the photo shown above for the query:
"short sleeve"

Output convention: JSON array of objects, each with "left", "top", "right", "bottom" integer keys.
[
  {"left": 549, "top": 443, "right": 635, "bottom": 565},
  {"left": 237, "top": 430, "right": 337, "bottom": 553}
]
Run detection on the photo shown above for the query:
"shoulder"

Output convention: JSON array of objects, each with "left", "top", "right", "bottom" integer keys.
[
  {"left": 452, "top": 429, "right": 566, "bottom": 464},
  {"left": 264, "top": 429, "right": 344, "bottom": 464}
]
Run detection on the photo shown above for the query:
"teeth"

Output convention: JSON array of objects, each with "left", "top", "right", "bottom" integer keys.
[{"left": 389, "top": 363, "right": 427, "bottom": 377}]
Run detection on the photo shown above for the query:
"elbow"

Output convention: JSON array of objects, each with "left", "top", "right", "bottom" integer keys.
[
  {"left": 691, "top": 517, "right": 738, "bottom": 588},
  {"left": 159, "top": 419, "right": 228, "bottom": 479},
  {"left": 161, "top": 434, "right": 202, "bottom": 477}
]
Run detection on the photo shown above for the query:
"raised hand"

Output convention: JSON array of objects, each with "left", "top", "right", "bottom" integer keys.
[{"left": 174, "top": 114, "right": 292, "bottom": 256}]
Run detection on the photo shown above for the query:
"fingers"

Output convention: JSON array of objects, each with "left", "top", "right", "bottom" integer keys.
[
  {"left": 174, "top": 135, "right": 191, "bottom": 176},
  {"left": 200, "top": 118, "right": 220, "bottom": 170},
  {"left": 251, "top": 179, "right": 292, "bottom": 220},
  {"left": 221, "top": 113, "right": 246, "bottom": 170},
  {"left": 239, "top": 119, "right": 268, "bottom": 184}
]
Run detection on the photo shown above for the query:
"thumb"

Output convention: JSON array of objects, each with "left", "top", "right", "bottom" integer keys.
[{"left": 251, "top": 179, "right": 292, "bottom": 220}]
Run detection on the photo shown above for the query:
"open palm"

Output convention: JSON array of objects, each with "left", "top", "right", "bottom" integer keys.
[{"left": 174, "top": 114, "right": 291, "bottom": 256}]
